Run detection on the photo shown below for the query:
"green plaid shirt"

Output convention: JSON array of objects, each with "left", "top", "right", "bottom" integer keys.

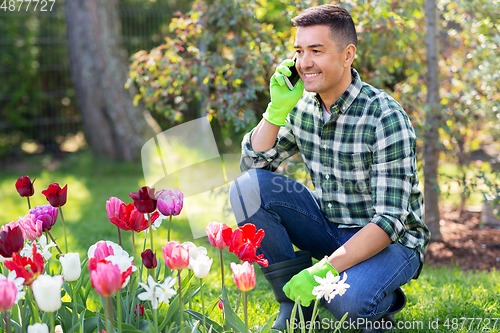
[{"left": 241, "top": 68, "right": 430, "bottom": 264}]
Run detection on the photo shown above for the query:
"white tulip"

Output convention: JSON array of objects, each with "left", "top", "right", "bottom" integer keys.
[
  {"left": 31, "top": 274, "right": 63, "bottom": 312},
  {"left": 182, "top": 241, "right": 208, "bottom": 270},
  {"left": 189, "top": 254, "right": 213, "bottom": 279},
  {"left": 59, "top": 253, "right": 81, "bottom": 282},
  {"left": 28, "top": 323, "right": 49, "bottom": 333}
]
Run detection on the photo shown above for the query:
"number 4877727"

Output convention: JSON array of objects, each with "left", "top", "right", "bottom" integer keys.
[{"left": 1, "top": 0, "right": 56, "bottom": 11}]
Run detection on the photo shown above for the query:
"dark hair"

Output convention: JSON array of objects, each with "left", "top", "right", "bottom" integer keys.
[{"left": 291, "top": 5, "right": 357, "bottom": 50}]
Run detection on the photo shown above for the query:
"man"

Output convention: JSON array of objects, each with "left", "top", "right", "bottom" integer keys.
[{"left": 229, "top": 4, "right": 430, "bottom": 332}]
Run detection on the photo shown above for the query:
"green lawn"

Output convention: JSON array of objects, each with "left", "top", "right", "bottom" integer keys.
[{"left": 1, "top": 151, "right": 499, "bottom": 332}]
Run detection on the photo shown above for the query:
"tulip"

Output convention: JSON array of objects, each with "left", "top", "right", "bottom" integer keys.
[
  {"left": 29, "top": 205, "right": 58, "bottom": 232},
  {"left": 16, "top": 176, "right": 35, "bottom": 197},
  {"left": 189, "top": 254, "right": 213, "bottom": 279},
  {"left": 17, "top": 214, "right": 43, "bottom": 241},
  {"left": 60, "top": 253, "right": 81, "bottom": 281},
  {"left": 88, "top": 241, "right": 136, "bottom": 287},
  {"left": 89, "top": 260, "right": 130, "bottom": 297},
  {"left": 127, "top": 205, "right": 150, "bottom": 232},
  {"left": 231, "top": 261, "right": 256, "bottom": 333},
  {"left": 41, "top": 183, "right": 68, "bottom": 208},
  {"left": 135, "top": 304, "right": 145, "bottom": 317},
  {"left": 27, "top": 323, "right": 49, "bottom": 333},
  {"left": 0, "top": 225, "right": 24, "bottom": 258},
  {"left": 32, "top": 274, "right": 64, "bottom": 312},
  {"left": 156, "top": 189, "right": 183, "bottom": 216},
  {"left": 182, "top": 241, "right": 207, "bottom": 269},
  {"left": 206, "top": 221, "right": 232, "bottom": 250},
  {"left": 230, "top": 261, "right": 256, "bottom": 292},
  {"left": 0, "top": 278, "right": 18, "bottom": 312},
  {"left": 229, "top": 223, "right": 268, "bottom": 267},
  {"left": 141, "top": 249, "right": 157, "bottom": 269},
  {"left": 162, "top": 241, "right": 189, "bottom": 270},
  {"left": 129, "top": 186, "right": 156, "bottom": 214},
  {"left": 4, "top": 243, "right": 44, "bottom": 285}
]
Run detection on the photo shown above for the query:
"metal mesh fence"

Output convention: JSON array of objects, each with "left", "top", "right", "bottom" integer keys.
[{"left": 0, "top": 1, "right": 174, "bottom": 158}]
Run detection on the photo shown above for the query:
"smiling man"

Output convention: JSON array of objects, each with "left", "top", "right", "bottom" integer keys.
[{"left": 229, "top": 4, "right": 430, "bottom": 332}]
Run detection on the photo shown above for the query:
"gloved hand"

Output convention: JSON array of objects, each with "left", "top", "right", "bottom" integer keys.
[
  {"left": 262, "top": 59, "right": 304, "bottom": 126},
  {"left": 283, "top": 257, "right": 339, "bottom": 307}
]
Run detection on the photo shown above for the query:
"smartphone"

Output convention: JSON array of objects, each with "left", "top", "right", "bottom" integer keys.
[{"left": 283, "top": 55, "right": 300, "bottom": 90}]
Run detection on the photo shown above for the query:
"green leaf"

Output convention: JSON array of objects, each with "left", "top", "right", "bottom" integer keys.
[
  {"left": 184, "top": 309, "right": 224, "bottom": 333},
  {"left": 221, "top": 287, "right": 245, "bottom": 332}
]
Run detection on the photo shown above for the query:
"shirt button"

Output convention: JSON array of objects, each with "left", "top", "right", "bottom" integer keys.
[
  {"left": 325, "top": 174, "right": 329, "bottom": 179},
  {"left": 328, "top": 203, "right": 332, "bottom": 208},
  {"left": 323, "top": 144, "right": 327, "bottom": 149}
]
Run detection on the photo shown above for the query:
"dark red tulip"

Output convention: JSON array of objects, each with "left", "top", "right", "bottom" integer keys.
[
  {"left": 15, "top": 176, "right": 36, "bottom": 197},
  {"left": 135, "top": 304, "right": 145, "bottom": 317},
  {"left": 129, "top": 186, "right": 156, "bottom": 214},
  {"left": 0, "top": 225, "right": 25, "bottom": 258},
  {"left": 41, "top": 183, "right": 68, "bottom": 208},
  {"left": 141, "top": 249, "right": 158, "bottom": 269}
]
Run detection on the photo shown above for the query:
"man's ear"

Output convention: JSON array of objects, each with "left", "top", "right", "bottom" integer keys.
[{"left": 343, "top": 44, "right": 357, "bottom": 67}]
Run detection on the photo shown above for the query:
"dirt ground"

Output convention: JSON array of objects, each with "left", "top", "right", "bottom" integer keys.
[{"left": 424, "top": 206, "right": 500, "bottom": 271}]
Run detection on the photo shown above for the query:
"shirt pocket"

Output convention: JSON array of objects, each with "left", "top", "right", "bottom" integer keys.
[{"left": 331, "top": 151, "right": 372, "bottom": 194}]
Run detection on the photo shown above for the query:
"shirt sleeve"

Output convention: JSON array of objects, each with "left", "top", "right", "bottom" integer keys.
[
  {"left": 240, "top": 120, "right": 300, "bottom": 172},
  {"left": 369, "top": 107, "right": 419, "bottom": 243}
]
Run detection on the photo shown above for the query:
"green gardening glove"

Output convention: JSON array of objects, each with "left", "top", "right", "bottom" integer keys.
[
  {"left": 262, "top": 59, "right": 305, "bottom": 126},
  {"left": 283, "top": 257, "right": 339, "bottom": 307}
]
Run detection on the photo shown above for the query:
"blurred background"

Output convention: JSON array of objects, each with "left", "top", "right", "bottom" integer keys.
[{"left": 1, "top": 0, "right": 500, "bottom": 246}]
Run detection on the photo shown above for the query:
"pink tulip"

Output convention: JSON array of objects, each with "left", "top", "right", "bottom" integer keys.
[
  {"left": 0, "top": 278, "right": 18, "bottom": 312},
  {"left": 17, "top": 214, "right": 43, "bottom": 241},
  {"left": 156, "top": 189, "right": 183, "bottom": 216},
  {"left": 89, "top": 260, "right": 130, "bottom": 297},
  {"left": 230, "top": 261, "right": 256, "bottom": 292},
  {"left": 162, "top": 241, "right": 189, "bottom": 270},
  {"left": 92, "top": 241, "right": 115, "bottom": 261},
  {"left": 206, "top": 221, "right": 232, "bottom": 250}
]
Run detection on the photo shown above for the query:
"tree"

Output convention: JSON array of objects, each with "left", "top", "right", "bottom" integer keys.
[
  {"left": 424, "top": 0, "right": 443, "bottom": 241},
  {"left": 65, "top": 0, "right": 158, "bottom": 161}
]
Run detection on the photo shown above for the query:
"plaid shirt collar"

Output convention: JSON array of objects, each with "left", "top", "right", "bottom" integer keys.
[{"left": 313, "top": 68, "right": 363, "bottom": 117}]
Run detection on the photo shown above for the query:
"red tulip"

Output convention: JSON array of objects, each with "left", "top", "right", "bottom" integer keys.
[
  {"left": 162, "top": 241, "right": 189, "bottom": 270},
  {"left": 230, "top": 261, "right": 256, "bottom": 292},
  {"left": 89, "top": 260, "right": 132, "bottom": 297},
  {"left": 228, "top": 224, "right": 268, "bottom": 267},
  {"left": 15, "top": 176, "right": 35, "bottom": 197},
  {"left": 106, "top": 197, "right": 132, "bottom": 231},
  {"left": 206, "top": 221, "right": 232, "bottom": 250},
  {"left": 129, "top": 186, "right": 156, "bottom": 214},
  {"left": 156, "top": 189, "right": 183, "bottom": 216},
  {"left": 141, "top": 249, "right": 157, "bottom": 269},
  {"left": 4, "top": 243, "right": 44, "bottom": 285},
  {"left": 0, "top": 225, "right": 24, "bottom": 258},
  {"left": 42, "top": 183, "right": 68, "bottom": 208}
]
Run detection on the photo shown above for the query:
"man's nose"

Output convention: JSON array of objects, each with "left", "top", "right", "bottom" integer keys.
[{"left": 298, "top": 54, "right": 313, "bottom": 70}]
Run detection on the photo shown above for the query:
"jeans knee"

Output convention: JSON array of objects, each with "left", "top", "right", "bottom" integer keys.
[{"left": 229, "top": 169, "right": 266, "bottom": 223}]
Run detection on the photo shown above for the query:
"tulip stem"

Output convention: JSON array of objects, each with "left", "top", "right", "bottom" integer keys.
[
  {"left": 308, "top": 299, "right": 320, "bottom": 333},
  {"left": 167, "top": 215, "right": 172, "bottom": 242},
  {"left": 72, "top": 282, "right": 78, "bottom": 330},
  {"left": 49, "top": 311, "right": 55, "bottom": 333},
  {"left": 219, "top": 248, "right": 225, "bottom": 291},
  {"left": 27, "top": 196, "right": 31, "bottom": 211},
  {"left": 104, "top": 297, "right": 111, "bottom": 333},
  {"left": 117, "top": 291, "right": 123, "bottom": 333},
  {"left": 117, "top": 227, "right": 123, "bottom": 248},
  {"left": 200, "top": 279, "right": 206, "bottom": 333},
  {"left": 147, "top": 213, "right": 155, "bottom": 278},
  {"left": 46, "top": 231, "right": 63, "bottom": 255},
  {"left": 244, "top": 291, "right": 248, "bottom": 333},
  {"left": 58, "top": 206, "right": 68, "bottom": 253},
  {"left": 4, "top": 312, "right": 10, "bottom": 333},
  {"left": 178, "top": 269, "right": 183, "bottom": 327},
  {"left": 153, "top": 307, "right": 158, "bottom": 333}
]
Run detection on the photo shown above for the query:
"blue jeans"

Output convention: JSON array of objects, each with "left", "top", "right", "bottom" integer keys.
[{"left": 229, "top": 169, "right": 421, "bottom": 323}]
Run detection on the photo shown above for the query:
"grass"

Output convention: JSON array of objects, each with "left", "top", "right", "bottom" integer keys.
[{"left": 1, "top": 151, "right": 500, "bottom": 332}]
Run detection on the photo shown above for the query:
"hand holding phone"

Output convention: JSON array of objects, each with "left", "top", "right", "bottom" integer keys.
[
  {"left": 262, "top": 57, "right": 304, "bottom": 126},
  {"left": 282, "top": 55, "right": 300, "bottom": 90}
]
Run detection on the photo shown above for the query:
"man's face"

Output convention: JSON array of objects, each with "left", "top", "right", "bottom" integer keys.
[{"left": 294, "top": 25, "right": 348, "bottom": 104}]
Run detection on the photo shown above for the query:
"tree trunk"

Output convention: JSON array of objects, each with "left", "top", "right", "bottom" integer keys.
[
  {"left": 65, "top": 0, "right": 158, "bottom": 161},
  {"left": 424, "top": 0, "right": 443, "bottom": 241}
]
